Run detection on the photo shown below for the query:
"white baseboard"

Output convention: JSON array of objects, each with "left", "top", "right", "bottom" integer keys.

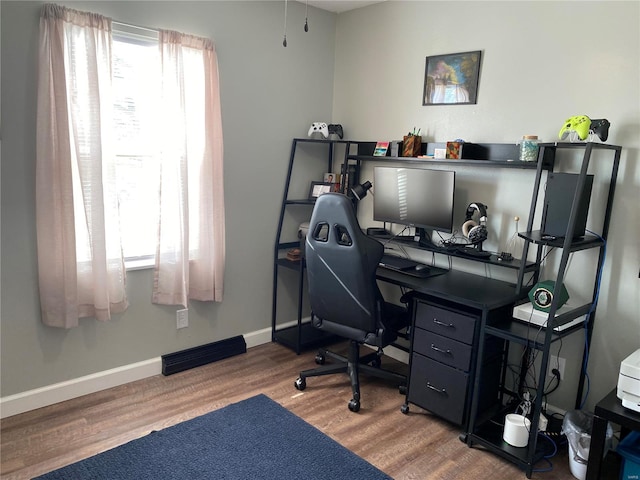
[
  {"left": 0, "top": 318, "right": 403, "bottom": 419},
  {"left": 543, "top": 402, "right": 566, "bottom": 417},
  {"left": 0, "top": 357, "right": 163, "bottom": 419},
  {"left": 0, "top": 320, "right": 300, "bottom": 419}
]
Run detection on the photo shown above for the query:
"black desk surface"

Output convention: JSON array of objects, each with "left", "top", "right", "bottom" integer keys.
[
  {"left": 595, "top": 388, "right": 640, "bottom": 430},
  {"left": 586, "top": 388, "right": 640, "bottom": 480},
  {"left": 377, "top": 267, "right": 523, "bottom": 311}
]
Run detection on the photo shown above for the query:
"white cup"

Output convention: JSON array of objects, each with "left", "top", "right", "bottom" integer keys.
[{"left": 503, "top": 413, "right": 531, "bottom": 447}]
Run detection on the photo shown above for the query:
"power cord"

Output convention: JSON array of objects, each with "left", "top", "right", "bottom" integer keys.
[
  {"left": 517, "top": 391, "right": 532, "bottom": 417},
  {"left": 544, "top": 368, "right": 561, "bottom": 396}
]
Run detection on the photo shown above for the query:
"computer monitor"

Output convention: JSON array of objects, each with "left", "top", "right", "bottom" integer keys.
[{"left": 373, "top": 166, "right": 455, "bottom": 246}]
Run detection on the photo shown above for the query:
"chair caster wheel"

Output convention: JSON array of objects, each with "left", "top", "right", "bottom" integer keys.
[
  {"left": 399, "top": 385, "right": 407, "bottom": 395},
  {"left": 294, "top": 377, "right": 306, "bottom": 391},
  {"left": 371, "top": 357, "right": 382, "bottom": 368},
  {"left": 348, "top": 399, "right": 360, "bottom": 412},
  {"left": 400, "top": 403, "right": 409, "bottom": 414},
  {"left": 314, "top": 353, "right": 325, "bottom": 365}
]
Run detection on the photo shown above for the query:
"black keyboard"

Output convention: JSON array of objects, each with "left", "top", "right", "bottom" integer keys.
[
  {"left": 377, "top": 254, "right": 449, "bottom": 278},
  {"left": 378, "top": 254, "right": 420, "bottom": 272}
]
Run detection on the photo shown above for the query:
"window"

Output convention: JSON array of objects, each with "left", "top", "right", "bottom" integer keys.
[
  {"left": 37, "top": 6, "right": 225, "bottom": 326},
  {"left": 112, "top": 27, "right": 161, "bottom": 264}
]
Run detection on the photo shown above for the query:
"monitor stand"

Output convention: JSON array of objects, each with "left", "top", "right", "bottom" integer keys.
[{"left": 417, "top": 228, "right": 437, "bottom": 248}]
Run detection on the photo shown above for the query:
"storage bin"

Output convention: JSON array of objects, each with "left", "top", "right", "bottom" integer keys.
[
  {"left": 401, "top": 135, "right": 422, "bottom": 157},
  {"left": 617, "top": 431, "right": 640, "bottom": 480}
]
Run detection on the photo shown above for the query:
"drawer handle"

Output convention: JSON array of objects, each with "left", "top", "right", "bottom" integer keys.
[
  {"left": 430, "top": 343, "right": 451, "bottom": 355},
  {"left": 432, "top": 318, "right": 454, "bottom": 328},
  {"left": 426, "top": 382, "right": 446, "bottom": 394}
]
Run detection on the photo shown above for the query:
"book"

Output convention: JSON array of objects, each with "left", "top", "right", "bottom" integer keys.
[
  {"left": 340, "top": 163, "right": 358, "bottom": 195},
  {"left": 373, "top": 141, "right": 390, "bottom": 157}
]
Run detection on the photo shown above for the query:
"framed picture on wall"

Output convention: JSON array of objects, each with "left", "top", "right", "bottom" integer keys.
[{"left": 423, "top": 50, "right": 482, "bottom": 106}]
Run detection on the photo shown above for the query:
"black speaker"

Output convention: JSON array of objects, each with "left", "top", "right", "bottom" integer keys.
[{"left": 541, "top": 173, "right": 594, "bottom": 239}]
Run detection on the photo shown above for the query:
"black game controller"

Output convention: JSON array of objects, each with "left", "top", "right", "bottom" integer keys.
[
  {"left": 328, "top": 124, "right": 344, "bottom": 139},
  {"left": 498, "top": 252, "right": 513, "bottom": 262},
  {"left": 590, "top": 119, "right": 610, "bottom": 142}
]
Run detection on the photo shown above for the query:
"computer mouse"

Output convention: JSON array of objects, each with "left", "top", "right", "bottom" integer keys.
[{"left": 415, "top": 264, "right": 429, "bottom": 271}]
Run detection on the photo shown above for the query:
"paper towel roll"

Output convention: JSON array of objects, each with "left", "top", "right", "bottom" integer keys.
[{"left": 503, "top": 413, "right": 531, "bottom": 447}]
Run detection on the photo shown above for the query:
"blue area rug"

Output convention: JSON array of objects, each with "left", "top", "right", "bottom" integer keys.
[{"left": 34, "top": 394, "right": 391, "bottom": 480}]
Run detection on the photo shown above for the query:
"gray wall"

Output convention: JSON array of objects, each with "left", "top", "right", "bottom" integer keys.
[
  {"left": 1, "top": 1, "right": 336, "bottom": 396},
  {"left": 333, "top": 1, "right": 640, "bottom": 411},
  {"left": 2, "top": 0, "right": 639, "bottom": 414}
]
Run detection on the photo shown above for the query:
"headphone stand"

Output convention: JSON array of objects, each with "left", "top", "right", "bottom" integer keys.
[{"left": 457, "top": 242, "right": 492, "bottom": 258}]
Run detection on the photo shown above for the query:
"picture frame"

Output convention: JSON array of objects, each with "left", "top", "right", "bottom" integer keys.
[
  {"left": 423, "top": 50, "right": 482, "bottom": 106},
  {"left": 308, "top": 181, "right": 333, "bottom": 200},
  {"left": 373, "top": 141, "right": 390, "bottom": 157},
  {"left": 323, "top": 172, "right": 340, "bottom": 184}
]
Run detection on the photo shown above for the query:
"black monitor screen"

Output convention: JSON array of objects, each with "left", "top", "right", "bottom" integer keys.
[{"left": 373, "top": 166, "right": 455, "bottom": 233}]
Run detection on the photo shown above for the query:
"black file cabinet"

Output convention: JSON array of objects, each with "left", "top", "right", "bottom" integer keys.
[{"left": 403, "top": 296, "right": 503, "bottom": 429}]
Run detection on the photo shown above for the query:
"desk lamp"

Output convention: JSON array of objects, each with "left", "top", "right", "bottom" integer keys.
[{"left": 351, "top": 181, "right": 372, "bottom": 201}]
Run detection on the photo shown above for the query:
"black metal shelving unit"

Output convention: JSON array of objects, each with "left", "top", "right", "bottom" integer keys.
[
  {"left": 273, "top": 139, "right": 549, "bottom": 353},
  {"left": 344, "top": 141, "right": 556, "bottom": 278},
  {"left": 465, "top": 142, "right": 622, "bottom": 478},
  {"left": 272, "top": 140, "right": 559, "bottom": 361},
  {"left": 271, "top": 138, "right": 354, "bottom": 354},
  {"left": 345, "top": 141, "right": 556, "bottom": 170}
]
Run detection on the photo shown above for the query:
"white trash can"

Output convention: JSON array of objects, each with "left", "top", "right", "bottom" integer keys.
[{"left": 562, "top": 410, "right": 613, "bottom": 480}]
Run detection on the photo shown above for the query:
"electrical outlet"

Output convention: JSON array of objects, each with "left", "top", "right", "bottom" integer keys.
[
  {"left": 547, "top": 355, "right": 566, "bottom": 379},
  {"left": 176, "top": 309, "right": 188, "bottom": 329}
]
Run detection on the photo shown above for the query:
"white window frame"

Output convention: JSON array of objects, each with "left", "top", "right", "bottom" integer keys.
[{"left": 112, "top": 23, "right": 160, "bottom": 270}]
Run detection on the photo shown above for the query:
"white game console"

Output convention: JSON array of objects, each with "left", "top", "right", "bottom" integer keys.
[{"left": 512, "top": 300, "right": 587, "bottom": 331}]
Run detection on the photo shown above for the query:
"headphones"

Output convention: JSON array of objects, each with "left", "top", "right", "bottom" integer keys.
[{"left": 462, "top": 202, "right": 488, "bottom": 245}]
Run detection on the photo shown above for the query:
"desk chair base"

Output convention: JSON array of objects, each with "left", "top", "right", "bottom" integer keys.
[{"left": 294, "top": 340, "right": 406, "bottom": 412}]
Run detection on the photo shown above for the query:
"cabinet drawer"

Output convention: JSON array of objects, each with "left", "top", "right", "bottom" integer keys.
[
  {"left": 413, "top": 328, "right": 472, "bottom": 371},
  {"left": 414, "top": 302, "right": 477, "bottom": 344},
  {"left": 408, "top": 353, "right": 468, "bottom": 425}
]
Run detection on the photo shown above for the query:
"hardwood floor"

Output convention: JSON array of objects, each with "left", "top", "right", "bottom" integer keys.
[{"left": 0, "top": 342, "right": 604, "bottom": 479}]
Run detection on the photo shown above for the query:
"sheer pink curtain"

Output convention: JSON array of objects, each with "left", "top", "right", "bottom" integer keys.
[
  {"left": 36, "top": 4, "right": 127, "bottom": 328},
  {"left": 152, "top": 30, "right": 225, "bottom": 307}
]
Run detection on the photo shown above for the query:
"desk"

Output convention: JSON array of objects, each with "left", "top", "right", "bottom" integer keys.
[
  {"left": 587, "top": 388, "right": 640, "bottom": 480},
  {"left": 378, "top": 268, "right": 523, "bottom": 429},
  {"left": 377, "top": 267, "right": 522, "bottom": 311}
]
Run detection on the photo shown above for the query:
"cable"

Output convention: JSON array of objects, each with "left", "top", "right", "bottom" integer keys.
[
  {"left": 440, "top": 229, "right": 467, "bottom": 248},
  {"left": 544, "top": 338, "right": 564, "bottom": 399},
  {"left": 524, "top": 246, "right": 556, "bottom": 289},
  {"left": 529, "top": 432, "right": 559, "bottom": 473},
  {"left": 382, "top": 226, "right": 411, "bottom": 249},
  {"left": 282, "top": 0, "right": 288, "bottom": 47},
  {"left": 539, "top": 432, "right": 559, "bottom": 458},
  {"left": 544, "top": 369, "right": 561, "bottom": 396}
]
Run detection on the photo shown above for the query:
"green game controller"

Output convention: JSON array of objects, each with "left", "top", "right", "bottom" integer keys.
[{"left": 559, "top": 115, "right": 591, "bottom": 141}]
